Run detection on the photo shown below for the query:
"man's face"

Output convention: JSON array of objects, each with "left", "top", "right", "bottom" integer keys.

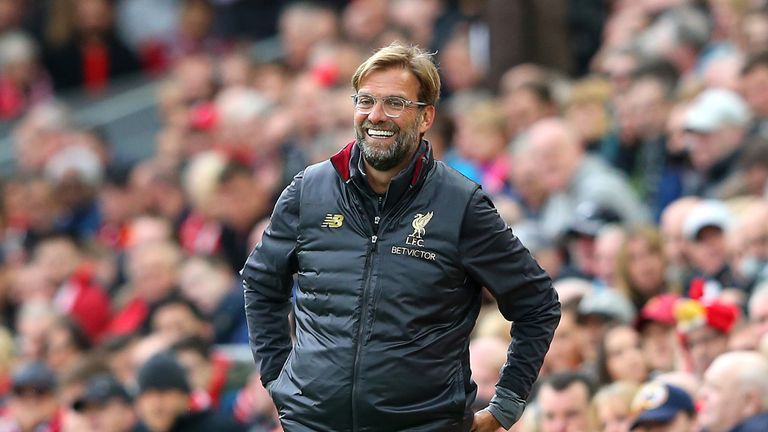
[
  {"left": 699, "top": 360, "right": 745, "bottom": 432},
  {"left": 136, "top": 389, "right": 188, "bottom": 432},
  {"left": 543, "top": 310, "right": 583, "bottom": 372},
  {"left": 83, "top": 400, "right": 135, "bottom": 432},
  {"left": 538, "top": 382, "right": 591, "bottom": 432},
  {"left": 687, "top": 227, "right": 727, "bottom": 275},
  {"left": 685, "top": 326, "right": 729, "bottom": 377},
  {"left": 741, "top": 66, "right": 768, "bottom": 118},
  {"left": 354, "top": 67, "right": 433, "bottom": 171},
  {"left": 685, "top": 129, "right": 732, "bottom": 172}
]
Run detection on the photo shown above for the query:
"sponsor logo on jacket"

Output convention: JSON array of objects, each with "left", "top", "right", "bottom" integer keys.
[
  {"left": 321, "top": 214, "right": 344, "bottom": 228},
  {"left": 392, "top": 212, "right": 436, "bottom": 261}
]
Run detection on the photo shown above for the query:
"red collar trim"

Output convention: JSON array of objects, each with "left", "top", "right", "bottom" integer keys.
[{"left": 330, "top": 141, "right": 356, "bottom": 181}]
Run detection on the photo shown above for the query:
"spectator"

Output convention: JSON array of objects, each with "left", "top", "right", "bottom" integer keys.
[
  {"left": 41, "top": 0, "right": 140, "bottom": 92},
  {"left": 681, "top": 88, "right": 752, "bottom": 198},
  {"left": 578, "top": 288, "right": 637, "bottom": 367},
  {"left": 0, "top": 361, "right": 61, "bottom": 431},
  {"left": 740, "top": 51, "right": 768, "bottom": 139},
  {"left": 593, "top": 225, "right": 626, "bottom": 289},
  {"left": 616, "top": 225, "right": 675, "bottom": 310},
  {"left": 541, "top": 299, "right": 585, "bottom": 376},
  {"left": 72, "top": 373, "right": 137, "bottom": 432},
  {"left": 536, "top": 371, "right": 596, "bottom": 432},
  {"left": 674, "top": 297, "right": 740, "bottom": 377},
  {"left": 528, "top": 118, "right": 648, "bottom": 242},
  {"left": 170, "top": 336, "right": 241, "bottom": 411},
  {"left": 636, "top": 294, "right": 681, "bottom": 375},
  {"left": 591, "top": 380, "right": 639, "bottom": 432},
  {"left": 107, "top": 240, "right": 181, "bottom": 336},
  {"left": 699, "top": 351, "right": 768, "bottom": 432},
  {"left": 659, "top": 196, "right": 700, "bottom": 289},
  {"left": 44, "top": 143, "right": 105, "bottom": 240},
  {"left": 0, "top": 31, "right": 53, "bottom": 120},
  {"left": 32, "top": 233, "right": 111, "bottom": 342},
  {"left": 629, "top": 382, "right": 696, "bottom": 432},
  {"left": 178, "top": 255, "right": 248, "bottom": 344},
  {"left": 595, "top": 324, "right": 648, "bottom": 387},
  {"left": 133, "top": 352, "right": 245, "bottom": 432},
  {"left": 43, "top": 315, "right": 92, "bottom": 376},
  {"left": 682, "top": 199, "right": 737, "bottom": 294},
  {"left": 149, "top": 297, "right": 211, "bottom": 344}
]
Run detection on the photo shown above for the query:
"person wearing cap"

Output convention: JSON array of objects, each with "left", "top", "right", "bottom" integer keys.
[
  {"left": 699, "top": 351, "right": 768, "bottom": 432},
  {"left": 0, "top": 361, "right": 62, "bottom": 432},
  {"left": 629, "top": 382, "right": 696, "bottom": 432},
  {"left": 72, "top": 373, "right": 136, "bottom": 432},
  {"left": 577, "top": 287, "right": 637, "bottom": 366},
  {"left": 681, "top": 87, "right": 751, "bottom": 197},
  {"left": 636, "top": 294, "right": 681, "bottom": 374},
  {"left": 682, "top": 199, "right": 738, "bottom": 295},
  {"left": 674, "top": 297, "right": 739, "bottom": 377},
  {"left": 133, "top": 353, "right": 245, "bottom": 432}
]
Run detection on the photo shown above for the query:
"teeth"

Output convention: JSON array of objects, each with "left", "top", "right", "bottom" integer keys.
[{"left": 367, "top": 129, "right": 394, "bottom": 137}]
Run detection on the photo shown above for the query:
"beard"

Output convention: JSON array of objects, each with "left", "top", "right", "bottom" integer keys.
[{"left": 355, "top": 118, "right": 421, "bottom": 171}]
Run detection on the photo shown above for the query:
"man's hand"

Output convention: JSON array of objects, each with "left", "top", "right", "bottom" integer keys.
[{"left": 471, "top": 409, "right": 504, "bottom": 432}]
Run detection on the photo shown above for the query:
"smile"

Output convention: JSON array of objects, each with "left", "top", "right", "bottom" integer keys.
[{"left": 367, "top": 129, "right": 395, "bottom": 138}]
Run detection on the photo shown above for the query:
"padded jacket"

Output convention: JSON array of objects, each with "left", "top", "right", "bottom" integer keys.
[{"left": 242, "top": 141, "right": 560, "bottom": 432}]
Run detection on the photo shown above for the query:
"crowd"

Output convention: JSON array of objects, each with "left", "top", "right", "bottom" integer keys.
[{"left": 1, "top": 0, "right": 768, "bottom": 431}]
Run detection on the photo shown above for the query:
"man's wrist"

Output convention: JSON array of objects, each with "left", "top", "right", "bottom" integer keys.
[{"left": 485, "top": 387, "right": 527, "bottom": 430}]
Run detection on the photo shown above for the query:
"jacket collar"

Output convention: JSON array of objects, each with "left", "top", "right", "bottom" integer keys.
[{"left": 330, "top": 139, "right": 433, "bottom": 210}]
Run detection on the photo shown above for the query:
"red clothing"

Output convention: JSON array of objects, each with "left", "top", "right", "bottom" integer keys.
[
  {"left": 54, "top": 265, "right": 111, "bottom": 342},
  {"left": 105, "top": 297, "right": 149, "bottom": 336}
]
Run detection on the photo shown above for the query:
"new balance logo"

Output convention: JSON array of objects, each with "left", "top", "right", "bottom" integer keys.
[{"left": 321, "top": 214, "right": 344, "bottom": 228}]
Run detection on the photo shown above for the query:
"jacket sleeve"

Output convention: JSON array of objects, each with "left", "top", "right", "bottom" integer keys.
[
  {"left": 241, "top": 172, "right": 302, "bottom": 387},
  {"left": 459, "top": 188, "right": 561, "bottom": 400}
]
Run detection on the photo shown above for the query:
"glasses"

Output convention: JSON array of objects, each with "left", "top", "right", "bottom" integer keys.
[{"left": 351, "top": 94, "right": 428, "bottom": 118}]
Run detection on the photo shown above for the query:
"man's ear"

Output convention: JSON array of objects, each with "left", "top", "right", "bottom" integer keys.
[{"left": 418, "top": 106, "right": 436, "bottom": 135}]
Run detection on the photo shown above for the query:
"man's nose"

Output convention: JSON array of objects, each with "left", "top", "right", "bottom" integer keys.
[{"left": 367, "top": 100, "right": 388, "bottom": 123}]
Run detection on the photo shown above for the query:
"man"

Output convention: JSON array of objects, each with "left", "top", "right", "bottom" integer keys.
[
  {"left": 535, "top": 372, "right": 595, "bottom": 432},
  {"left": 699, "top": 351, "right": 768, "bottom": 432},
  {"left": 629, "top": 382, "right": 696, "bottom": 432},
  {"left": 681, "top": 88, "right": 751, "bottom": 197},
  {"left": 740, "top": 51, "right": 768, "bottom": 139},
  {"left": 527, "top": 117, "right": 648, "bottom": 243},
  {"left": 674, "top": 297, "right": 739, "bottom": 377},
  {"left": 0, "top": 361, "right": 62, "bottom": 431},
  {"left": 682, "top": 199, "right": 737, "bottom": 294},
  {"left": 72, "top": 373, "right": 137, "bottom": 432},
  {"left": 133, "top": 353, "right": 245, "bottom": 432},
  {"left": 242, "top": 42, "right": 561, "bottom": 431}
]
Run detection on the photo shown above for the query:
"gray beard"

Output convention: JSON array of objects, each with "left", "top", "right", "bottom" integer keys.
[{"left": 355, "top": 121, "right": 420, "bottom": 171}]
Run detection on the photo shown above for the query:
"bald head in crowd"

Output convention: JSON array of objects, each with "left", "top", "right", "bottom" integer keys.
[
  {"left": 526, "top": 118, "right": 584, "bottom": 194},
  {"left": 699, "top": 351, "right": 768, "bottom": 432}
]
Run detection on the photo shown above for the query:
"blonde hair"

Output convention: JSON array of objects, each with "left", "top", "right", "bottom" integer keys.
[{"left": 351, "top": 42, "right": 440, "bottom": 106}]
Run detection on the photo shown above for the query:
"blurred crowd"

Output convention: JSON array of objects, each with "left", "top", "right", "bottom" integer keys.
[{"left": 2, "top": 0, "right": 768, "bottom": 431}]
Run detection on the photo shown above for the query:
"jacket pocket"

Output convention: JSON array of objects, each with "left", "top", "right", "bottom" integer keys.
[
  {"left": 268, "top": 350, "right": 294, "bottom": 408},
  {"left": 452, "top": 361, "right": 467, "bottom": 414}
]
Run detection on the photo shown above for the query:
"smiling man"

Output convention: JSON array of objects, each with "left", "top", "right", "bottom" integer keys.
[{"left": 242, "top": 42, "right": 560, "bottom": 432}]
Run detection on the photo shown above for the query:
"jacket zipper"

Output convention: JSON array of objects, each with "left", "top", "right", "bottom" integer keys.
[{"left": 351, "top": 199, "right": 381, "bottom": 432}]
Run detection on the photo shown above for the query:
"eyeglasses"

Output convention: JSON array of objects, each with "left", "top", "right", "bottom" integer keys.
[{"left": 351, "top": 94, "right": 428, "bottom": 118}]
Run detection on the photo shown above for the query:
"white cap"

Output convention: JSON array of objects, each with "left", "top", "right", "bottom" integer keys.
[
  {"left": 683, "top": 199, "right": 732, "bottom": 241},
  {"left": 684, "top": 88, "right": 750, "bottom": 133}
]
